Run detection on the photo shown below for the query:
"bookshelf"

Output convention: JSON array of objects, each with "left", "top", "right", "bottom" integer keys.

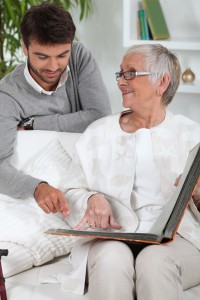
[{"left": 123, "top": 0, "right": 200, "bottom": 94}]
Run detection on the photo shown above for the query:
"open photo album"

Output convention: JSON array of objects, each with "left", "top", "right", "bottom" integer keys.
[{"left": 46, "top": 143, "right": 200, "bottom": 245}]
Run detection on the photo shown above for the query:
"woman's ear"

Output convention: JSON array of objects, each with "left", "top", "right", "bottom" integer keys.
[
  {"left": 21, "top": 39, "right": 28, "bottom": 56},
  {"left": 157, "top": 73, "right": 171, "bottom": 96}
]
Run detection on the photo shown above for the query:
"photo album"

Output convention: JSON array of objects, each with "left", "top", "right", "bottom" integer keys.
[{"left": 46, "top": 143, "right": 200, "bottom": 245}]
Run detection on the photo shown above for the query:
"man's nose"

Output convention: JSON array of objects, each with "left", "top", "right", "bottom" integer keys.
[{"left": 47, "top": 58, "right": 59, "bottom": 71}]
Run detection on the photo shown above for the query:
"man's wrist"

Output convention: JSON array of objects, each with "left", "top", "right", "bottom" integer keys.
[
  {"left": 39, "top": 181, "right": 48, "bottom": 184},
  {"left": 34, "top": 181, "right": 48, "bottom": 198},
  {"left": 19, "top": 116, "right": 35, "bottom": 130}
]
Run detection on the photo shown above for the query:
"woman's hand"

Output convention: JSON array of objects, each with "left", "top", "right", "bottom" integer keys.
[
  {"left": 75, "top": 193, "right": 121, "bottom": 230},
  {"left": 174, "top": 174, "right": 181, "bottom": 187},
  {"left": 193, "top": 177, "right": 200, "bottom": 212},
  {"left": 175, "top": 175, "right": 200, "bottom": 212}
]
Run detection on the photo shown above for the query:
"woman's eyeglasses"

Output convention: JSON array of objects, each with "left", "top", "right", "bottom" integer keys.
[{"left": 115, "top": 70, "right": 156, "bottom": 81}]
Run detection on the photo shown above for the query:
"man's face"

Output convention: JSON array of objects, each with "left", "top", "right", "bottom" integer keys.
[{"left": 22, "top": 39, "right": 71, "bottom": 91}]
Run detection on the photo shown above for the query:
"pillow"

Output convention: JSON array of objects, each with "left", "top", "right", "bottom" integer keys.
[
  {"left": 21, "top": 139, "right": 72, "bottom": 189},
  {"left": 11, "top": 130, "right": 81, "bottom": 170},
  {"left": 1, "top": 135, "right": 80, "bottom": 277}
]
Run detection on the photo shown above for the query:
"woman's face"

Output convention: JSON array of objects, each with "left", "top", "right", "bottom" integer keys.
[{"left": 117, "top": 53, "right": 159, "bottom": 111}]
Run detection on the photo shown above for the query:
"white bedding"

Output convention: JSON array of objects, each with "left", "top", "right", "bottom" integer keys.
[
  {"left": 0, "top": 131, "right": 81, "bottom": 277},
  {"left": 5, "top": 255, "right": 200, "bottom": 300}
]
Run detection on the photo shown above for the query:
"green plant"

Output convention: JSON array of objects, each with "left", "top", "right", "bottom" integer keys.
[{"left": 0, "top": 0, "right": 93, "bottom": 79}]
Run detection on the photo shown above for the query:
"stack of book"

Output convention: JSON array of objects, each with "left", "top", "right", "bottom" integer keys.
[{"left": 137, "top": 0, "right": 170, "bottom": 40}]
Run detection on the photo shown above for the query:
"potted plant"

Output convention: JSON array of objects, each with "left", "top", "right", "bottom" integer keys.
[{"left": 0, "top": 0, "right": 92, "bottom": 79}]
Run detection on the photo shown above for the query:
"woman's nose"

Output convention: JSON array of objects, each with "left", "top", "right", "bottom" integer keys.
[{"left": 118, "top": 76, "right": 128, "bottom": 86}]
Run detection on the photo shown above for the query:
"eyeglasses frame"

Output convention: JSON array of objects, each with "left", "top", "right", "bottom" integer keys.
[{"left": 115, "top": 70, "right": 157, "bottom": 81}]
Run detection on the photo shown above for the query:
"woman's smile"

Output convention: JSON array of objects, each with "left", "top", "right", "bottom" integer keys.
[{"left": 121, "top": 89, "right": 134, "bottom": 96}]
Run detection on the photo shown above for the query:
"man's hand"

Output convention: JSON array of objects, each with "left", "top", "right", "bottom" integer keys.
[
  {"left": 17, "top": 126, "right": 25, "bottom": 131},
  {"left": 75, "top": 193, "right": 121, "bottom": 230},
  {"left": 34, "top": 182, "right": 70, "bottom": 216}
]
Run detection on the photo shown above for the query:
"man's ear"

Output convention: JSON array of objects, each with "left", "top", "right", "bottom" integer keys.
[{"left": 21, "top": 39, "right": 28, "bottom": 56}]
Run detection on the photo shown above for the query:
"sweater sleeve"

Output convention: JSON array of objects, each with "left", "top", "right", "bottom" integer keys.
[
  {"left": 33, "top": 42, "right": 112, "bottom": 133},
  {"left": 0, "top": 94, "right": 42, "bottom": 198}
]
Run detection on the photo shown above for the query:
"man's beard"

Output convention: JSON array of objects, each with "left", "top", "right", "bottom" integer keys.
[{"left": 27, "top": 56, "right": 67, "bottom": 85}]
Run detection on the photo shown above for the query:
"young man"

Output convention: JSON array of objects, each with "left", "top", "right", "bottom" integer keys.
[{"left": 0, "top": 3, "right": 111, "bottom": 215}]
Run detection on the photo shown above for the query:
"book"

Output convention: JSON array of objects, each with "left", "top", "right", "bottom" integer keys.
[
  {"left": 46, "top": 143, "right": 200, "bottom": 245},
  {"left": 138, "top": 9, "right": 150, "bottom": 40},
  {"left": 142, "top": 0, "right": 170, "bottom": 40}
]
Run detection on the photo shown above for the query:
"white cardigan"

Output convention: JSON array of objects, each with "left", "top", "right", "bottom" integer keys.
[{"left": 61, "top": 111, "right": 200, "bottom": 295}]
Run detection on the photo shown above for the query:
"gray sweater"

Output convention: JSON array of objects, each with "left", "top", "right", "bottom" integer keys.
[{"left": 0, "top": 41, "right": 111, "bottom": 198}]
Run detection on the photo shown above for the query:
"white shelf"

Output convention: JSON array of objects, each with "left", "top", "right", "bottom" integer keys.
[
  {"left": 123, "top": 39, "right": 200, "bottom": 51},
  {"left": 123, "top": 0, "right": 200, "bottom": 95},
  {"left": 123, "top": 0, "right": 200, "bottom": 50}
]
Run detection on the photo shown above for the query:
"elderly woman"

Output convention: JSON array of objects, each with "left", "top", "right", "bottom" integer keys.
[{"left": 63, "top": 44, "right": 200, "bottom": 300}]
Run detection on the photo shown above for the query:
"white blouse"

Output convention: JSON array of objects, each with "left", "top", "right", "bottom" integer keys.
[{"left": 131, "top": 129, "right": 165, "bottom": 233}]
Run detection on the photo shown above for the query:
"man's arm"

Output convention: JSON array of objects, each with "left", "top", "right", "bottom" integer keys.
[
  {"left": 0, "top": 98, "right": 70, "bottom": 214},
  {"left": 0, "top": 140, "right": 70, "bottom": 215},
  {"left": 0, "top": 100, "right": 41, "bottom": 198},
  {"left": 33, "top": 42, "right": 112, "bottom": 133},
  {"left": 0, "top": 112, "right": 44, "bottom": 199}
]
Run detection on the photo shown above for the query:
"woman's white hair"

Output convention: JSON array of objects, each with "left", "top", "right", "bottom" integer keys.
[{"left": 124, "top": 44, "right": 181, "bottom": 106}]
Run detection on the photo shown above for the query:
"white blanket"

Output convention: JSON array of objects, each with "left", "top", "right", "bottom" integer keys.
[{"left": 0, "top": 131, "right": 81, "bottom": 277}]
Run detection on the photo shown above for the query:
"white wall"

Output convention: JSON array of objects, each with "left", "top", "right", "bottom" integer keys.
[{"left": 72, "top": 0, "right": 200, "bottom": 123}]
